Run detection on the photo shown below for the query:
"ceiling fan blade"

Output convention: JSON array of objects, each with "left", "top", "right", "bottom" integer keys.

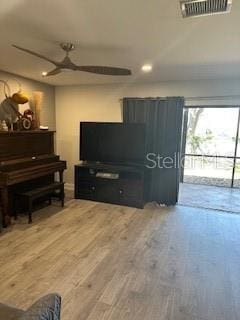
[
  {"left": 12, "top": 44, "right": 59, "bottom": 66},
  {"left": 76, "top": 66, "right": 131, "bottom": 76},
  {"left": 43, "top": 68, "right": 61, "bottom": 77}
]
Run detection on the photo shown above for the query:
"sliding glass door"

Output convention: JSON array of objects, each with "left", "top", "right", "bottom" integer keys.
[
  {"left": 234, "top": 124, "right": 240, "bottom": 187},
  {"left": 182, "top": 106, "right": 240, "bottom": 188}
]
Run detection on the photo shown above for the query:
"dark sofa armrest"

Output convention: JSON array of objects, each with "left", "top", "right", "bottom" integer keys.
[
  {"left": 23, "top": 293, "right": 61, "bottom": 320},
  {"left": 0, "top": 302, "right": 24, "bottom": 320}
]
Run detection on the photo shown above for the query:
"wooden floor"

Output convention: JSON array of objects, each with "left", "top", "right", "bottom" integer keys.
[{"left": 0, "top": 197, "right": 240, "bottom": 320}]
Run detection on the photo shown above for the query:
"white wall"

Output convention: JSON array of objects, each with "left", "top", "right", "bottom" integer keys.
[
  {"left": 55, "top": 79, "right": 240, "bottom": 184},
  {"left": 0, "top": 70, "right": 56, "bottom": 130}
]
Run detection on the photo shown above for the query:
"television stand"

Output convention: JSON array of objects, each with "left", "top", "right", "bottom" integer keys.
[{"left": 74, "top": 162, "right": 145, "bottom": 208}]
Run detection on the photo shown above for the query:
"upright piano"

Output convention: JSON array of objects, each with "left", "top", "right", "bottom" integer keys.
[{"left": 0, "top": 131, "right": 67, "bottom": 227}]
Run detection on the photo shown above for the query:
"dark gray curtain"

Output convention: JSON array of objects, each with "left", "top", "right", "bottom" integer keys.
[{"left": 123, "top": 97, "right": 184, "bottom": 205}]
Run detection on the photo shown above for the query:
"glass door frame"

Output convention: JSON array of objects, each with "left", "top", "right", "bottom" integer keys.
[{"left": 181, "top": 105, "right": 240, "bottom": 188}]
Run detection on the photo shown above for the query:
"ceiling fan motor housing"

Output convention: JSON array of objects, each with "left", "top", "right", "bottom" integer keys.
[{"left": 60, "top": 43, "right": 75, "bottom": 53}]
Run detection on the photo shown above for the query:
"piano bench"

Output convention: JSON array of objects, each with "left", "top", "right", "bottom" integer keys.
[{"left": 15, "top": 182, "right": 65, "bottom": 224}]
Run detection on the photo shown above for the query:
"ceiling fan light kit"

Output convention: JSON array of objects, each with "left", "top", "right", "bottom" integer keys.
[{"left": 12, "top": 43, "right": 132, "bottom": 77}]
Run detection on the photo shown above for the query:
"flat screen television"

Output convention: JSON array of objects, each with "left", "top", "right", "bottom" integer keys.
[{"left": 80, "top": 122, "right": 146, "bottom": 165}]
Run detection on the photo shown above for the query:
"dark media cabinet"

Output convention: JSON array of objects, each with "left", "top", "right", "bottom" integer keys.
[{"left": 75, "top": 162, "right": 145, "bottom": 208}]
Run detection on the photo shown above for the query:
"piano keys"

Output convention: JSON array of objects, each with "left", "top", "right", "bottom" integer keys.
[{"left": 0, "top": 131, "right": 67, "bottom": 227}]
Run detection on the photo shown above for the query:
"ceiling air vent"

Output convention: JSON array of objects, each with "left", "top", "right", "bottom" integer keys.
[{"left": 180, "top": 0, "right": 232, "bottom": 18}]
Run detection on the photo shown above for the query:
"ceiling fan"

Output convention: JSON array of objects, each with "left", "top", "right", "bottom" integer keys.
[{"left": 12, "top": 43, "right": 132, "bottom": 77}]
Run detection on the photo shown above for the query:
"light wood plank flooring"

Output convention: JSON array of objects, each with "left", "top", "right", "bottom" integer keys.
[{"left": 0, "top": 197, "right": 240, "bottom": 320}]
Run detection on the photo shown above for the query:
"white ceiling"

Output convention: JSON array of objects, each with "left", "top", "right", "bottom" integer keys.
[{"left": 0, "top": 0, "right": 240, "bottom": 86}]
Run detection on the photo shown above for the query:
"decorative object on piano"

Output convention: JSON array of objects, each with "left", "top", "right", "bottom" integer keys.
[
  {"left": 0, "top": 79, "right": 29, "bottom": 130},
  {"left": 20, "top": 109, "right": 35, "bottom": 130},
  {"left": 0, "top": 80, "right": 18, "bottom": 129},
  {"left": 39, "top": 125, "right": 49, "bottom": 131},
  {"left": 33, "top": 91, "right": 43, "bottom": 129},
  {"left": 0, "top": 120, "right": 8, "bottom": 132},
  {"left": 12, "top": 108, "right": 36, "bottom": 131}
]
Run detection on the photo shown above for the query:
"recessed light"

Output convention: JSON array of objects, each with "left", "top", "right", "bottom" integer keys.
[
  {"left": 142, "top": 64, "right": 152, "bottom": 72},
  {"left": 42, "top": 71, "right": 48, "bottom": 77}
]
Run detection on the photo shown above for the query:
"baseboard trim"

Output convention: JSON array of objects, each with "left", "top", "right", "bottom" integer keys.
[{"left": 65, "top": 183, "right": 74, "bottom": 191}]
